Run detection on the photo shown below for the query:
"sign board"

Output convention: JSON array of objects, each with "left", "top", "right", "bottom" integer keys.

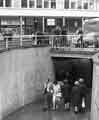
[
  {"left": 1, "top": 19, "right": 20, "bottom": 25},
  {"left": 47, "top": 19, "right": 55, "bottom": 26}
]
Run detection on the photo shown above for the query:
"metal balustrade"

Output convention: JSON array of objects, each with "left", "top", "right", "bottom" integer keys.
[{"left": 0, "top": 34, "right": 98, "bottom": 51}]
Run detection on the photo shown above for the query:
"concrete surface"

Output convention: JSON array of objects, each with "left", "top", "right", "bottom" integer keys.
[
  {"left": 0, "top": 46, "right": 99, "bottom": 120},
  {"left": 3, "top": 104, "right": 90, "bottom": 120},
  {"left": 0, "top": 47, "right": 54, "bottom": 118},
  {"left": 91, "top": 53, "right": 99, "bottom": 120}
]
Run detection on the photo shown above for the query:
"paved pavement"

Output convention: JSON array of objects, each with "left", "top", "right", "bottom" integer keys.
[{"left": 3, "top": 104, "right": 90, "bottom": 120}]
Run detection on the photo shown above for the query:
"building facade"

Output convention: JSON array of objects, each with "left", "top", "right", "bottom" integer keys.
[
  {"left": 0, "top": 0, "right": 99, "bottom": 36},
  {"left": 0, "top": 0, "right": 97, "bottom": 9}
]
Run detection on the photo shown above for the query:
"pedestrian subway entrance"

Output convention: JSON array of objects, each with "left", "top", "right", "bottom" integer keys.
[{"left": 52, "top": 57, "right": 93, "bottom": 112}]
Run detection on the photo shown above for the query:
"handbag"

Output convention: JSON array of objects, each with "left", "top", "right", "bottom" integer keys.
[{"left": 82, "top": 97, "right": 85, "bottom": 108}]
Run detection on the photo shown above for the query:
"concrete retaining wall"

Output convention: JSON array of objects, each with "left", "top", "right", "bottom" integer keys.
[
  {"left": 91, "top": 53, "right": 99, "bottom": 120},
  {"left": 0, "top": 47, "right": 54, "bottom": 118}
]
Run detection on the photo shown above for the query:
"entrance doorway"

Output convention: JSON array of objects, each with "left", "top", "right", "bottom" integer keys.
[{"left": 52, "top": 57, "right": 93, "bottom": 111}]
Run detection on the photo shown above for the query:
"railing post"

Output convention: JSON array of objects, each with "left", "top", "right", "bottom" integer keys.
[
  {"left": 20, "top": 35, "right": 23, "bottom": 47},
  {"left": 52, "top": 35, "right": 54, "bottom": 48},
  {"left": 6, "top": 38, "right": 8, "bottom": 49},
  {"left": 20, "top": 16, "right": 23, "bottom": 47},
  {"left": 34, "top": 34, "right": 37, "bottom": 45}
]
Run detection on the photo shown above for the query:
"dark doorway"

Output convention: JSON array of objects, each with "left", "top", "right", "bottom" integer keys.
[
  {"left": 52, "top": 57, "right": 93, "bottom": 88},
  {"left": 52, "top": 57, "right": 93, "bottom": 111}
]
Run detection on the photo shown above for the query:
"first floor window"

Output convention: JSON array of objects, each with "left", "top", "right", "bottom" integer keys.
[
  {"left": 44, "top": 0, "right": 49, "bottom": 8},
  {"left": 83, "top": 0, "right": 88, "bottom": 9},
  {"left": 0, "top": 0, "right": 3, "bottom": 7},
  {"left": 29, "top": 0, "right": 35, "bottom": 8},
  {"left": 77, "top": 0, "right": 82, "bottom": 9},
  {"left": 5, "top": 0, "right": 11, "bottom": 7},
  {"left": 21, "top": 0, "right": 27, "bottom": 8},
  {"left": 71, "top": 2, "right": 76, "bottom": 9},
  {"left": 89, "top": 0, "right": 94, "bottom": 9},
  {"left": 64, "top": 0, "right": 69, "bottom": 9},
  {"left": 51, "top": 0, "right": 56, "bottom": 8},
  {"left": 37, "top": 0, "right": 42, "bottom": 8}
]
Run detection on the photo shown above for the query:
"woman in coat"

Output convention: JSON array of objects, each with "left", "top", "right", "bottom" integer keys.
[
  {"left": 71, "top": 81, "right": 81, "bottom": 113},
  {"left": 62, "top": 79, "right": 71, "bottom": 110}
]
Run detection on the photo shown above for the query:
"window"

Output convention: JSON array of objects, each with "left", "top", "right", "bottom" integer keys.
[
  {"left": 5, "top": 0, "right": 11, "bottom": 7},
  {"left": 89, "top": 0, "right": 94, "bottom": 9},
  {"left": 29, "top": 0, "right": 35, "bottom": 8},
  {"left": 37, "top": 0, "right": 42, "bottom": 8},
  {"left": 83, "top": 0, "right": 88, "bottom": 9},
  {"left": 0, "top": 0, "right": 3, "bottom": 7},
  {"left": 44, "top": 0, "right": 49, "bottom": 8},
  {"left": 64, "top": 0, "right": 69, "bottom": 9},
  {"left": 0, "top": 16, "right": 21, "bottom": 36},
  {"left": 66, "top": 18, "right": 82, "bottom": 33},
  {"left": 84, "top": 3, "right": 88, "bottom": 9},
  {"left": 23, "top": 17, "right": 43, "bottom": 35},
  {"left": 71, "top": 2, "right": 76, "bottom": 9},
  {"left": 21, "top": 0, "right": 27, "bottom": 8},
  {"left": 51, "top": 0, "right": 56, "bottom": 8},
  {"left": 77, "top": 0, "right": 82, "bottom": 9}
]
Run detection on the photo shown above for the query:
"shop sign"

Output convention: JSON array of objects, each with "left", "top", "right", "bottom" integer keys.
[
  {"left": 1, "top": 20, "right": 20, "bottom": 25},
  {"left": 47, "top": 19, "right": 55, "bottom": 26}
]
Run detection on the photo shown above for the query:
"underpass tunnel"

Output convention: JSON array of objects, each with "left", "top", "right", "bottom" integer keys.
[{"left": 52, "top": 57, "right": 93, "bottom": 110}]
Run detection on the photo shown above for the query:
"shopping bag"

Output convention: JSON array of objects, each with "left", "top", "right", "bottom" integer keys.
[
  {"left": 74, "top": 106, "right": 78, "bottom": 112},
  {"left": 82, "top": 97, "right": 85, "bottom": 108}
]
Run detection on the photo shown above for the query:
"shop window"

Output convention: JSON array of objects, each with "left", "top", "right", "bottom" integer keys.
[
  {"left": 66, "top": 18, "right": 82, "bottom": 33},
  {"left": 29, "top": 0, "right": 35, "bottom": 8},
  {"left": 37, "top": 0, "right": 42, "bottom": 8},
  {"left": 45, "top": 17, "right": 62, "bottom": 33},
  {"left": 64, "top": 0, "right": 69, "bottom": 9},
  {"left": 44, "top": 0, "right": 49, "bottom": 8},
  {"left": 0, "top": 17, "right": 21, "bottom": 38},
  {"left": 5, "top": 0, "right": 11, "bottom": 7},
  {"left": 0, "top": 0, "right": 3, "bottom": 7},
  {"left": 51, "top": 0, "right": 56, "bottom": 8},
  {"left": 23, "top": 17, "right": 43, "bottom": 35},
  {"left": 21, "top": 0, "right": 27, "bottom": 8}
]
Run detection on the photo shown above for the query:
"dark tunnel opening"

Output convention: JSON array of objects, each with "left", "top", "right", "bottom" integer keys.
[
  {"left": 52, "top": 57, "right": 93, "bottom": 111},
  {"left": 52, "top": 57, "right": 93, "bottom": 88}
]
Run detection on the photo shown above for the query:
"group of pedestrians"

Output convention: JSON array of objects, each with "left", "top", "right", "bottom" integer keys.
[{"left": 43, "top": 77, "right": 87, "bottom": 114}]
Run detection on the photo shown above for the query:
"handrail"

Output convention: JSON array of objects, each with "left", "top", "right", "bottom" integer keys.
[{"left": 0, "top": 34, "right": 98, "bottom": 52}]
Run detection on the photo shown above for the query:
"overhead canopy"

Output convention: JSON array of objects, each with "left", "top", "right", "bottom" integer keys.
[
  {"left": 83, "top": 32, "right": 97, "bottom": 41},
  {"left": 84, "top": 18, "right": 99, "bottom": 33}
]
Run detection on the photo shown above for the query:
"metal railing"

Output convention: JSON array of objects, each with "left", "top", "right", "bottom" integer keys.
[
  {"left": 50, "top": 34, "right": 99, "bottom": 49},
  {"left": 0, "top": 34, "right": 99, "bottom": 51}
]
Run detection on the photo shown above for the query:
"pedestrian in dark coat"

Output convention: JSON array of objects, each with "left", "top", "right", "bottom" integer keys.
[
  {"left": 43, "top": 78, "right": 53, "bottom": 110},
  {"left": 79, "top": 78, "right": 87, "bottom": 112},
  {"left": 71, "top": 81, "right": 80, "bottom": 113},
  {"left": 61, "top": 26, "right": 67, "bottom": 46},
  {"left": 76, "top": 27, "right": 83, "bottom": 48},
  {"left": 62, "top": 79, "right": 71, "bottom": 110}
]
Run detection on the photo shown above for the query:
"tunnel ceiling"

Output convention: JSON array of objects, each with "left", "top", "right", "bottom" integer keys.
[{"left": 52, "top": 57, "right": 93, "bottom": 88}]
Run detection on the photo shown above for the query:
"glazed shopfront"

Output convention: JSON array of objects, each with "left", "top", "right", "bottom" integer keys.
[{"left": 0, "top": 16, "right": 82, "bottom": 36}]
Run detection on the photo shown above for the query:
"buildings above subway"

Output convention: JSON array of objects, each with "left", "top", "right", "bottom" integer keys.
[
  {"left": 0, "top": 0, "right": 99, "bottom": 48},
  {"left": 0, "top": 0, "right": 97, "bottom": 10}
]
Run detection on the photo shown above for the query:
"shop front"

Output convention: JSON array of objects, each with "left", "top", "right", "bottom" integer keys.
[{"left": 0, "top": 16, "right": 82, "bottom": 36}]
